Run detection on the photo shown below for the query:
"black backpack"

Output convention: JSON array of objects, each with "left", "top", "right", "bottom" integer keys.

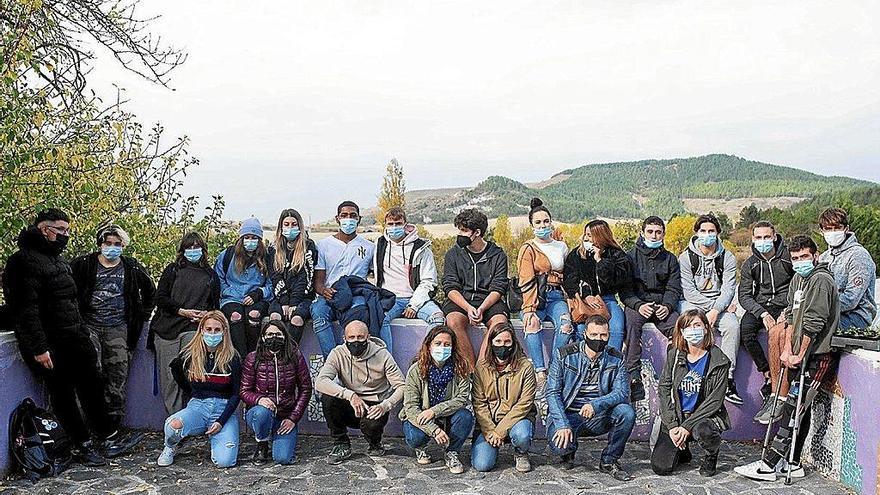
[
  {"left": 9, "top": 398, "right": 72, "bottom": 482},
  {"left": 687, "top": 249, "right": 726, "bottom": 287}
]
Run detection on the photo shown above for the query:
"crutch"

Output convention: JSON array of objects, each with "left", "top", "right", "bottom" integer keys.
[
  {"left": 785, "top": 357, "right": 809, "bottom": 486},
  {"left": 760, "top": 362, "right": 787, "bottom": 460}
]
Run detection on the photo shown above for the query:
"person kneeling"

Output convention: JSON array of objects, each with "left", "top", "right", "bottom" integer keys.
[
  {"left": 400, "top": 325, "right": 474, "bottom": 474},
  {"left": 546, "top": 315, "right": 635, "bottom": 481},
  {"left": 240, "top": 320, "right": 312, "bottom": 465},
  {"left": 651, "top": 309, "right": 730, "bottom": 478},
  {"left": 315, "top": 320, "right": 405, "bottom": 465}
]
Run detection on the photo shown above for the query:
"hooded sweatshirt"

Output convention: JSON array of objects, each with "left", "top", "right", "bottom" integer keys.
[
  {"left": 315, "top": 337, "right": 406, "bottom": 411},
  {"left": 373, "top": 224, "right": 439, "bottom": 310},
  {"left": 786, "top": 263, "right": 839, "bottom": 356},
  {"left": 738, "top": 233, "right": 794, "bottom": 318},
  {"left": 678, "top": 236, "right": 737, "bottom": 312},
  {"left": 818, "top": 233, "right": 877, "bottom": 326},
  {"left": 442, "top": 241, "right": 509, "bottom": 302}
]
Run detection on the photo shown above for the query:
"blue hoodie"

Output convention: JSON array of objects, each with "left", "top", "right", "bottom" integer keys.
[{"left": 215, "top": 248, "right": 274, "bottom": 308}]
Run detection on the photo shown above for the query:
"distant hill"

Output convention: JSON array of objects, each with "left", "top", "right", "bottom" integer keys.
[{"left": 399, "top": 154, "right": 873, "bottom": 223}]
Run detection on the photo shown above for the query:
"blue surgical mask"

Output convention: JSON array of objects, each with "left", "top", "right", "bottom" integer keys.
[
  {"left": 282, "top": 228, "right": 300, "bottom": 241},
  {"left": 698, "top": 233, "right": 718, "bottom": 247},
  {"left": 793, "top": 259, "right": 815, "bottom": 277},
  {"left": 753, "top": 239, "right": 774, "bottom": 254},
  {"left": 243, "top": 238, "right": 259, "bottom": 252},
  {"left": 644, "top": 238, "right": 663, "bottom": 249},
  {"left": 386, "top": 225, "right": 405, "bottom": 240},
  {"left": 340, "top": 218, "right": 358, "bottom": 235},
  {"left": 184, "top": 248, "right": 203, "bottom": 263},
  {"left": 203, "top": 332, "right": 223, "bottom": 348},
  {"left": 682, "top": 326, "right": 705, "bottom": 346},
  {"left": 101, "top": 246, "right": 122, "bottom": 260},
  {"left": 533, "top": 226, "right": 552, "bottom": 240},
  {"left": 431, "top": 345, "right": 453, "bottom": 363}
]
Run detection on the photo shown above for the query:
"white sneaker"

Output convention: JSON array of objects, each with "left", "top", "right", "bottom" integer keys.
[
  {"left": 414, "top": 448, "right": 431, "bottom": 465},
  {"left": 156, "top": 445, "right": 176, "bottom": 467},
  {"left": 775, "top": 459, "right": 806, "bottom": 479},
  {"left": 734, "top": 460, "right": 777, "bottom": 481},
  {"left": 445, "top": 451, "right": 464, "bottom": 474}
]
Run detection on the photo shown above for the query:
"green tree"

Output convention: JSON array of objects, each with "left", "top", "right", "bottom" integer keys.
[
  {"left": 376, "top": 158, "right": 406, "bottom": 225},
  {"left": 738, "top": 204, "right": 761, "bottom": 228}
]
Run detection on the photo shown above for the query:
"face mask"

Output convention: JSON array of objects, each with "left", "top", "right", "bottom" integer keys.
[
  {"left": 682, "top": 326, "right": 705, "bottom": 346},
  {"left": 243, "top": 238, "right": 259, "bottom": 252},
  {"left": 203, "top": 332, "right": 223, "bottom": 348},
  {"left": 431, "top": 345, "right": 453, "bottom": 363},
  {"left": 386, "top": 225, "right": 405, "bottom": 240},
  {"left": 456, "top": 234, "right": 473, "bottom": 248},
  {"left": 753, "top": 239, "right": 774, "bottom": 254},
  {"left": 346, "top": 339, "right": 369, "bottom": 357},
  {"left": 283, "top": 228, "right": 300, "bottom": 241},
  {"left": 339, "top": 218, "right": 358, "bottom": 235},
  {"left": 533, "top": 226, "right": 552, "bottom": 240},
  {"left": 582, "top": 240, "right": 594, "bottom": 252},
  {"left": 49, "top": 233, "right": 69, "bottom": 253},
  {"left": 644, "top": 238, "right": 663, "bottom": 249},
  {"left": 491, "top": 344, "right": 514, "bottom": 361},
  {"left": 793, "top": 259, "right": 815, "bottom": 277},
  {"left": 584, "top": 336, "right": 607, "bottom": 353},
  {"left": 264, "top": 335, "right": 286, "bottom": 353},
  {"left": 101, "top": 246, "right": 122, "bottom": 260},
  {"left": 823, "top": 231, "right": 846, "bottom": 248},
  {"left": 698, "top": 233, "right": 718, "bottom": 247},
  {"left": 184, "top": 248, "right": 203, "bottom": 263}
]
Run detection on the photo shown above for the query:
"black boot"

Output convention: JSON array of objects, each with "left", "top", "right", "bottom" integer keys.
[
  {"left": 699, "top": 454, "right": 718, "bottom": 477},
  {"left": 252, "top": 441, "right": 270, "bottom": 465},
  {"left": 630, "top": 374, "right": 646, "bottom": 402}
]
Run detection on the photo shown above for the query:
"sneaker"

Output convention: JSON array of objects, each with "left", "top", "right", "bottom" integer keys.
[
  {"left": 514, "top": 453, "right": 532, "bottom": 473},
  {"left": 754, "top": 395, "right": 777, "bottom": 424},
  {"left": 770, "top": 397, "right": 786, "bottom": 423},
  {"left": 445, "top": 451, "right": 464, "bottom": 474},
  {"left": 414, "top": 448, "right": 431, "bottom": 465},
  {"left": 699, "top": 454, "right": 718, "bottom": 477},
  {"left": 252, "top": 441, "right": 270, "bottom": 465},
  {"left": 725, "top": 378, "right": 744, "bottom": 405},
  {"left": 760, "top": 377, "right": 772, "bottom": 399},
  {"left": 156, "top": 445, "right": 177, "bottom": 467},
  {"left": 73, "top": 441, "right": 106, "bottom": 467},
  {"left": 103, "top": 431, "right": 144, "bottom": 459},
  {"left": 561, "top": 452, "right": 576, "bottom": 470},
  {"left": 367, "top": 442, "right": 387, "bottom": 457},
  {"left": 775, "top": 459, "right": 806, "bottom": 479},
  {"left": 734, "top": 459, "right": 777, "bottom": 481},
  {"left": 328, "top": 444, "right": 352, "bottom": 465},
  {"left": 599, "top": 461, "right": 633, "bottom": 481},
  {"left": 630, "top": 375, "right": 646, "bottom": 402}
]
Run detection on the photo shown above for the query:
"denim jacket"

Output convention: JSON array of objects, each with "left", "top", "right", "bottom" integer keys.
[{"left": 545, "top": 342, "right": 630, "bottom": 430}]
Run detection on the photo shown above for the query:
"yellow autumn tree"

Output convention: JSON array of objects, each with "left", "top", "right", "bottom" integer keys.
[
  {"left": 493, "top": 215, "right": 513, "bottom": 249},
  {"left": 376, "top": 158, "right": 406, "bottom": 225},
  {"left": 665, "top": 215, "right": 697, "bottom": 255}
]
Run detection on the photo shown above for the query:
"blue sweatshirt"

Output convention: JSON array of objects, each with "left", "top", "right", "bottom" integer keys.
[{"left": 215, "top": 248, "right": 274, "bottom": 308}]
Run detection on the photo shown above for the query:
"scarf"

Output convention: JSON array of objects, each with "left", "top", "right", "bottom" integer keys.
[{"left": 427, "top": 360, "right": 455, "bottom": 407}]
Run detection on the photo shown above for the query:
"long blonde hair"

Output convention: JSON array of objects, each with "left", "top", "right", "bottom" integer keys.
[
  {"left": 273, "top": 208, "right": 307, "bottom": 273},
  {"left": 181, "top": 310, "right": 237, "bottom": 382}
]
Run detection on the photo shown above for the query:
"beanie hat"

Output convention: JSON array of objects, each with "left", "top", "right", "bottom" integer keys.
[
  {"left": 96, "top": 224, "right": 131, "bottom": 246},
  {"left": 239, "top": 218, "right": 263, "bottom": 238}
]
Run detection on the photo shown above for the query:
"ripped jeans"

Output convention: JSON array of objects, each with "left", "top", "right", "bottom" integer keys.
[
  {"left": 164, "top": 397, "right": 239, "bottom": 468},
  {"left": 522, "top": 289, "right": 572, "bottom": 372}
]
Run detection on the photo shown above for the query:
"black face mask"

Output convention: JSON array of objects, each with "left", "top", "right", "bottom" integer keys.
[
  {"left": 585, "top": 336, "right": 608, "bottom": 354},
  {"left": 346, "top": 340, "right": 369, "bottom": 357},
  {"left": 456, "top": 234, "right": 473, "bottom": 248},
  {"left": 492, "top": 344, "right": 514, "bottom": 361},
  {"left": 48, "top": 233, "right": 69, "bottom": 254},
  {"left": 264, "top": 335, "right": 285, "bottom": 353}
]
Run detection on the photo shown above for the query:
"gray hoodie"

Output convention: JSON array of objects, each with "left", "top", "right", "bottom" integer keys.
[
  {"left": 818, "top": 233, "right": 877, "bottom": 327},
  {"left": 679, "top": 236, "right": 738, "bottom": 312}
]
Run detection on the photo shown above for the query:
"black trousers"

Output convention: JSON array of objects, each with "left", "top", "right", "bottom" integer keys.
[
  {"left": 651, "top": 419, "right": 722, "bottom": 475},
  {"left": 739, "top": 305, "right": 785, "bottom": 374},
  {"left": 321, "top": 394, "right": 390, "bottom": 447},
  {"left": 30, "top": 336, "right": 115, "bottom": 444},
  {"left": 222, "top": 300, "right": 269, "bottom": 357}
]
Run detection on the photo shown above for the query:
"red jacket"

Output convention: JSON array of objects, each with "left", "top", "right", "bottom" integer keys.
[{"left": 240, "top": 348, "right": 312, "bottom": 423}]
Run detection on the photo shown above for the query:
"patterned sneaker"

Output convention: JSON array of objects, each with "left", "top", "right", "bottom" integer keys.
[
  {"left": 445, "top": 451, "right": 464, "bottom": 474},
  {"left": 725, "top": 378, "right": 744, "bottom": 405},
  {"left": 414, "top": 448, "right": 431, "bottom": 465}
]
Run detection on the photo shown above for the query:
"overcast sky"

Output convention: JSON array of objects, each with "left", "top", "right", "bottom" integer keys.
[{"left": 90, "top": 0, "right": 880, "bottom": 223}]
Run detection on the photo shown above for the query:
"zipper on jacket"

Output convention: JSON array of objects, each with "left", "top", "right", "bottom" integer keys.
[
  {"left": 491, "top": 373, "right": 503, "bottom": 423},
  {"left": 274, "top": 354, "right": 280, "bottom": 406}
]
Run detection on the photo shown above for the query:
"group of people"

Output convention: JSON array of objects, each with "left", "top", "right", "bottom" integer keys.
[{"left": 1, "top": 197, "right": 875, "bottom": 483}]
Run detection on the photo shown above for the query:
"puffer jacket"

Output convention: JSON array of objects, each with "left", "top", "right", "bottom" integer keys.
[
  {"left": 240, "top": 347, "right": 313, "bottom": 423},
  {"left": 738, "top": 233, "right": 793, "bottom": 318}
]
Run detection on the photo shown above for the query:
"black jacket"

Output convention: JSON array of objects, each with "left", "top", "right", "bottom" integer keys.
[
  {"left": 738, "top": 234, "right": 794, "bottom": 319},
  {"left": 442, "top": 242, "right": 509, "bottom": 302},
  {"left": 2, "top": 227, "right": 85, "bottom": 357},
  {"left": 622, "top": 237, "right": 682, "bottom": 312},
  {"left": 150, "top": 260, "right": 221, "bottom": 345},
  {"left": 329, "top": 276, "right": 396, "bottom": 337},
  {"left": 267, "top": 238, "right": 318, "bottom": 314},
  {"left": 71, "top": 252, "right": 156, "bottom": 350},
  {"left": 562, "top": 245, "right": 632, "bottom": 298}
]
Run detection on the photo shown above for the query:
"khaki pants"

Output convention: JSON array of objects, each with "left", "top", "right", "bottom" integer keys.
[{"left": 154, "top": 331, "right": 196, "bottom": 415}]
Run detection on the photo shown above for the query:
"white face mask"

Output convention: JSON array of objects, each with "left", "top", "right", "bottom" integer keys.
[
  {"left": 583, "top": 240, "right": 594, "bottom": 252},
  {"left": 823, "top": 231, "right": 846, "bottom": 248}
]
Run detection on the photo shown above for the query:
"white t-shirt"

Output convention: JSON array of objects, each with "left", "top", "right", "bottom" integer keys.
[
  {"left": 316, "top": 235, "right": 375, "bottom": 287},
  {"left": 380, "top": 241, "right": 414, "bottom": 298},
  {"left": 534, "top": 240, "right": 569, "bottom": 271}
]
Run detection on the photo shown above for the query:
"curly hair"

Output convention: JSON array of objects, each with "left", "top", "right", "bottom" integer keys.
[{"left": 415, "top": 325, "right": 471, "bottom": 378}]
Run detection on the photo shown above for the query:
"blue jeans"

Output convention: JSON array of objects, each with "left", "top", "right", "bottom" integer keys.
[
  {"left": 245, "top": 405, "right": 299, "bottom": 465},
  {"left": 380, "top": 297, "right": 445, "bottom": 354},
  {"left": 575, "top": 295, "right": 625, "bottom": 352},
  {"left": 546, "top": 403, "right": 635, "bottom": 464},
  {"left": 311, "top": 295, "right": 367, "bottom": 357},
  {"left": 522, "top": 290, "right": 572, "bottom": 372},
  {"left": 470, "top": 419, "right": 534, "bottom": 472},
  {"left": 402, "top": 409, "right": 474, "bottom": 453},
  {"left": 840, "top": 311, "right": 872, "bottom": 330},
  {"left": 164, "top": 397, "right": 239, "bottom": 468}
]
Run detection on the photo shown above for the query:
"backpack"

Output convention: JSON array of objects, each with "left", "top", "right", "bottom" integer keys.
[
  {"left": 687, "top": 249, "right": 726, "bottom": 287},
  {"left": 9, "top": 398, "right": 72, "bottom": 482}
]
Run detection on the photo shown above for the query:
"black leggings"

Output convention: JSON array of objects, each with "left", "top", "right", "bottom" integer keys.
[
  {"left": 222, "top": 301, "right": 269, "bottom": 356},
  {"left": 651, "top": 419, "right": 722, "bottom": 475}
]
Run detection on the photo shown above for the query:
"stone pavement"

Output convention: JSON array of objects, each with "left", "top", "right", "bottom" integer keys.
[{"left": 0, "top": 432, "right": 853, "bottom": 494}]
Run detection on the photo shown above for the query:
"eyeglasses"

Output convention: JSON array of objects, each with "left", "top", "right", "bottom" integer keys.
[{"left": 47, "top": 225, "right": 71, "bottom": 235}]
